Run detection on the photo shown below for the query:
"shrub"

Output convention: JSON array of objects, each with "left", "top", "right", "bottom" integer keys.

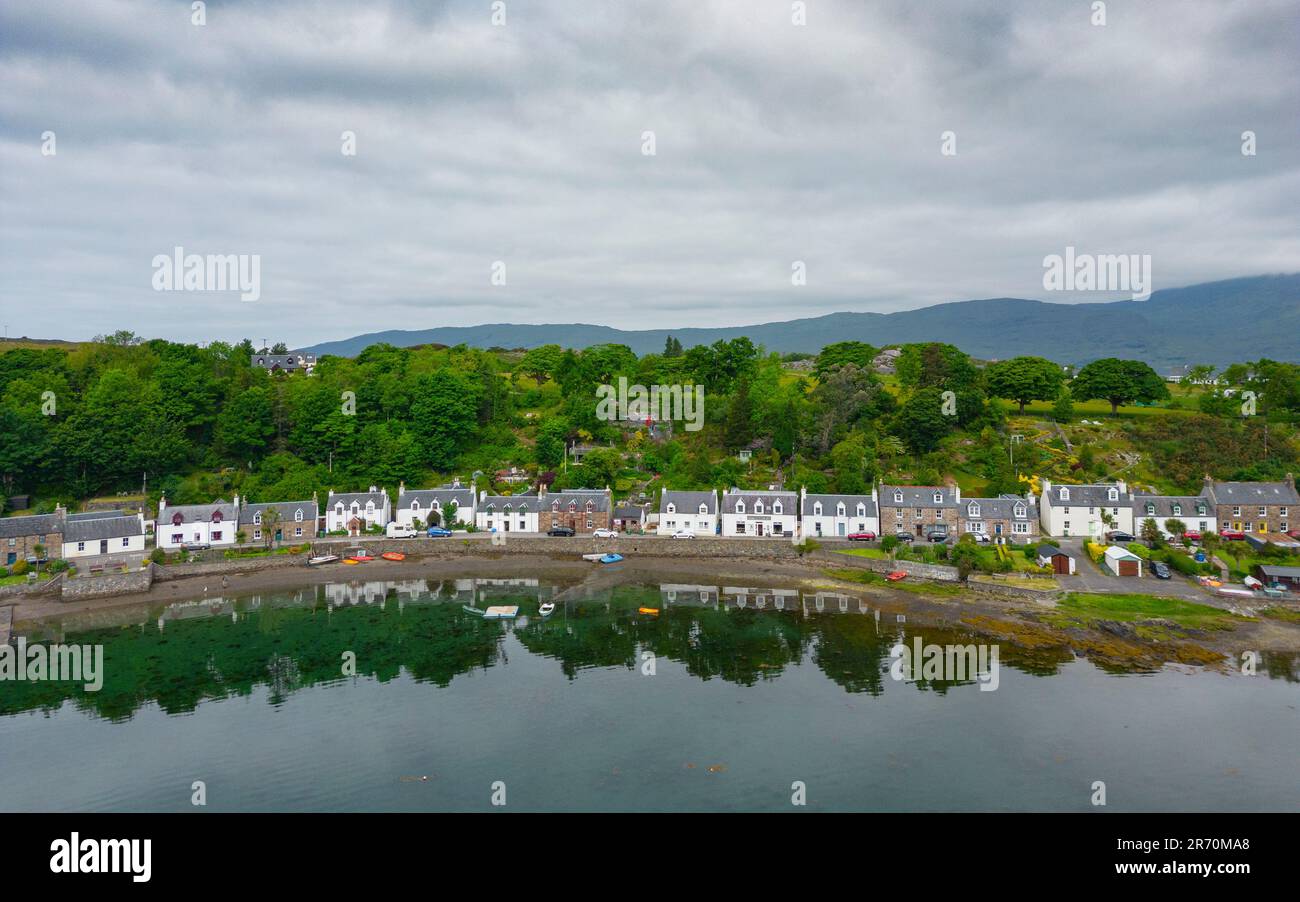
[
  {"left": 149, "top": 548, "right": 167, "bottom": 565},
  {"left": 49, "top": 559, "right": 71, "bottom": 573},
  {"left": 11, "top": 559, "right": 29, "bottom": 576}
]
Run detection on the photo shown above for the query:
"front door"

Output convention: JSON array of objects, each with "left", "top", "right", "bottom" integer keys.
[
  {"left": 99, "top": 540, "right": 108, "bottom": 554},
  {"left": 837, "top": 523, "right": 845, "bottom": 537},
  {"left": 756, "top": 522, "right": 764, "bottom": 536},
  {"left": 916, "top": 524, "right": 924, "bottom": 537}
]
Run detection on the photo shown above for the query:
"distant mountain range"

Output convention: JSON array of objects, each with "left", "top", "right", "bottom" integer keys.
[{"left": 297, "top": 274, "right": 1300, "bottom": 369}]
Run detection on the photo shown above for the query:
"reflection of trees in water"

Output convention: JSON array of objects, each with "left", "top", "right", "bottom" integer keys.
[{"left": 1261, "top": 651, "right": 1300, "bottom": 682}]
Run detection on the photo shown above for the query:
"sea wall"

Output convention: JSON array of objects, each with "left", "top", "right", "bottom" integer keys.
[
  {"left": 60, "top": 566, "right": 153, "bottom": 600},
  {"left": 152, "top": 553, "right": 310, "bottom": 582}
]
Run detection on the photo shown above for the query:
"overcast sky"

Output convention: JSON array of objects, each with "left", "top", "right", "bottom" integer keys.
[{"left": 2, "top": 0, "right": 1297, "bottom": 346}]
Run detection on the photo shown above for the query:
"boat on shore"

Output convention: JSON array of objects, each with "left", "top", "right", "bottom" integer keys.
[
  {"left": 638, "top": 606, "right": 659, "bottom": 615},
  {"left": 307, "top": 554, "right": 339, "bottom": 566},
  {"left": 886, "top": 571, "right": 907, "bottom": 581},
  {"left": 539, "top": 602, "right": 556, "bottom": 617},
  {"left": 582, "top": 553, "right": 604, "bottom": 562},
  {"left": 599, "top": 553, "right": 623, "bottom": 564},
  {"left": 381, "top": 551, "right": 406, "bottom": 562}
]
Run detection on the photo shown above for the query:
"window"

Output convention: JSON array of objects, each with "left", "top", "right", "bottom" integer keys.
[
  {"left": 253, "top": 512, "right": 262, "bottom": 525},
  {"left": 1258, "top": 507, "right": 1267, "bottom": 517},
  {"left": 1012, "top": 522, "right": 1029, "bottom": 534},
  {"left": 1013, "top": 503, "right": 1026, "bottom": 518},
  {"left": 736, "top": 501, "right": 745, "bottom": 514},
  {"left": 1059, "top": 488, "right": 1070, "bottom": 501},
  {"left": 814, "top": 502, "right": 823, "bottom": 516},
  {"left": 212, "top": 531, "right": 223, "bottom": 541},
  {"left": 755, "top": 501, "right": 764, "bottom": 514},
  {"left": 1172, "top": 504, "right": 1181, "bottom": 516},
  {"left": 77, "top": 542, "right": 85, "bottom": 552},
  {"left": 295, "top": 509, "right": 304, "bottom": 522},
  {"left": 253, "top": 529, "right": 262, "bottom": 540},
  {"left": 411, "top": 500, "right": 421, "bottom": 511},
  {"left": 1108, "top": 488, "right": 1118, "bottom": 501},
  {"left": 893, "top": 491, "right": 903, "bottom": 503},
  {"left": 666, "top": 503, "right": 676, "bottom": 514},
  {"left": 1281, "top": 508, "right": 1288, "bottom": 517},
  {"left": 736, "top": 522, "right": 746, "bottom": 534},
  {"left": 586, "top": 519, "right": 593, "bottom": 529},
  {"left": 121, "top": 537, "right": 130, "bottom": 547},
  {"left": 1064, "top": 521, "right": 1071, "bottom": 531},
  {"left": 171, "top": 533, "right": 183, "bottom": 544},
  {"left": 856, "top": 503, "right": 866, "bottom": 516},
  {"left": 5, "top": 539, "right": 12, "bottom": 547},
  {"left": 933, "top": 492, "right": 943, "bottom": 504},
  {"left": 836, "top": 503, "right": 845, "bottom": 516},
  {"left": 1232, "top": 506, "right": 1241, "bottom": 516},
  {"left": 968, "top": 502, "right": 980, "bottom": 518},
  {"left": 294, "top": 527, "right": 303, "bottom": 537}
]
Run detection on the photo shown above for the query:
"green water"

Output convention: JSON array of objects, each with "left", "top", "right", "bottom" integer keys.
[{"left": 1, "top": 578, "right": 1297, "bottom": 811}]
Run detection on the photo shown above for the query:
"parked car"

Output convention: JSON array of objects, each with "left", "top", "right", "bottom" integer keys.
[
  {"left": 547, "top": 527, "right": 576, "bottom": 537},
  {"left": 963, "top": 532, "right": 991, "bottom": 544},
  {"left": 426, "top": 526, "right": 453, "bottom": 537},
  {"left": 672, "top": 530, "right": 696, "bottom": 539},
  {"left": 181, "top": 543, "right": 209, "bottom": 552},
  {"left": 1106, "top": 531, "right": 1136, "bottom": 543},
  {"left": 927, "top": 531, "right": 949, "bottom": 543},
  {"left": 1151, "top": 561, "right": 1172, "bottom": 580},
  {"left": 386, "top": 524, "right": 418, "bottom": 539},
  {"left": 1219, "top": 529, "right": 1246, "bottom": 540},
  {"left": 894, "top": 532, "right": 914, "bottom": 543},
  {"left": 1183, "top": 530, "right": 1202, "bottom": 541},
  {"left": 592, "top": 528, "right": 618, "bottom": 538},
  {"left": 847, "top": 531, "right": 877, "bottom": 542}
]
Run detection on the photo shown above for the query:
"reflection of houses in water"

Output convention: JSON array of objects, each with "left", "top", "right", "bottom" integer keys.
[
  {"left": 157, "top": 595, "right": 236, "bottom": 630},
  {"left": 659, "top": 584, "right": 719, "bottom": 607},
  {"left": 800, "top": 592, "right": 870, "bottom": 615},
  {"left": 323, "top": 581, "right": 391, "bottom": 608},
  {"left": 473, "top": 578, "right": 550, "bottom": 605},
  {"left": 721, "top": 587, "right": 801, "bottom": 611}
]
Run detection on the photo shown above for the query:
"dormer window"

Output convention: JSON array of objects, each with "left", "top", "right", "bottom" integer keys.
[
  {"left": 736, "top": 501, "right": 746, "bottom": 514},
  {"left": 211, "top": 511, "right": 223, "bottom": 523},
  {"left": 411, "top": 500, "right": 421, "bottom": 510},
  {"left": 518, "top": 503, "right": 528, "bottom": 512},
  {"left": 552, "top": 501, "right": 560, "bottom": 512},
  {"left": 893, "top": 491, "right": 903, "bottom": 503},
  {"left": 568, "top": 501, "right": 577, "bottom": 512},
  {"left": 755, "top": 501, "right": 764, "bottom": 514},
  {"left": 253, "top": 512, "right": 262, "bottom": 525},
  {"left": 1172, "top": 504, "right": 1181, "bottom": 516},
  {"left": 1059, "top": 488, "right": 1070, "bottom": 501},
  {"left": 1107, "top": 488, "right": 1118, "bottom": 501},
  {"left": 933, "top": 492, "right": 943, "bottom": 504},
  {"left": 856, "top": 503, "right": 866, "bottom": 516},
  {"left": 698, "top": 503, "right": 707, "bottom": 515},
  {"left": 1146, "top": 503, "right": 1155, "bottom": 516},
  {"left": 814, "top": 502, "right": 823, "bottom": 516},
  {"left": 366, "top": 502, "right": 375, "bottom": 514},
  {"left": 773, "top": 502, "right": 782, "bottom": 514},
  {"left": 295, "top": 509, "right": 304, "bottom": 522},
  {"left": 586, "top": 501, "right": 594, "bottom": 512},
  {"left": 335, "top": 503, "right": 344, "bottom": 516},
  {"left": 666, "top": 503, "right": 676, "bottom": 514},
  {"left": 836, "top": 503, "right": 845, "bottom": 516},
  {"left": 172, "top": 512, "right": 183, "bottom": 526},
  {"left": 968, "top": 502, "right": 980, "bottom": 517}
]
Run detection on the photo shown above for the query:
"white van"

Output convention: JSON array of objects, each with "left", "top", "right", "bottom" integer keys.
[{"left": 385, "top": 523, "right": 418, "bottom": 539}]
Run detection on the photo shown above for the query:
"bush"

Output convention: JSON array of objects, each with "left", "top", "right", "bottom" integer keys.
[
  {"left": 0, "top": 566, "right": 8, "bottom": 578},
  {"left": 149, "top": 548, "right": 167, "bottom": 565},
  {"left": 11, "top": 559, "right": 29, "bottom": 576},
  {"left": 49, "top": 559, "right": 71, "bottom": 573}
]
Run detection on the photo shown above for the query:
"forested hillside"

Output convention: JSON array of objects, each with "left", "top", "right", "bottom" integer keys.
[{"left": 1, "top": 331, "right": 1298, "bottom": 514}]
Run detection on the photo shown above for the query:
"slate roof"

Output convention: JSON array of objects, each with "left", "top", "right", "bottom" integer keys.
[
  {"left": 801, "top": 493, "right": 878, "bottom": 517},
  {"left": 0, "top": 512, "right": 63, "bottom": 538},
  {"left": 1257, "top": 565, "right": 1300, "bottom": 579},
  {"left": 880, "top": 485, "right": 960, "bottom": 508},
  {"left": 398, "top": 485, "right": 474, "bottom": 509},
  {"left": 1132, "top": 493, "right": 1212, "bottom": 519},
  {"left": 543, "top": 489, "right": 611, "bottom": 512},
  {"left": 240, "top": 500, "right": 318, "bottom": 527},
  {"left": 1206, "top": 480, "right": 1299, "bottom": 506},
  {"left": 614, "top": 505, "right": 646, "bottom": 520},
  {"left": 161, "top": 501, "right": 238, "bottom": 524},
  {"left": 721, "top": 488, "right": 797, "bottom": 514},
  {"left": 65, "top": 511, "right": 141, "bottom": 542},
  {"left": 961, "top": 496, "right": 1036, "bottom": 519},
  {"left": 660, "top": 490, "right": 718, "bottom": 514},
  {"left": 327, "top": 489, "right": 388, "bottom": 506},
  {"left": 1041, "top": 483, "right": 1131, "bottom": 508},
  {"left": 480, "top": 493, "right": 538, "bottom": 510}
]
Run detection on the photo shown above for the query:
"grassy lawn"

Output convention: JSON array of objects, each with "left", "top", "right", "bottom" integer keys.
[
  {"left": 834, "top": 547, "right": 892, "bottom": 560},
  {"left": 0, "top": 571, "right": 54, "bottom": 586},
  {"left": 1214, "top": 547, "right": 1298, "bottom": 578},
  {"left": 969, "top": 574, "right": 1058, "bottom": 589},
  {"left": 1016, "top": 398, "right": 1198, "bottom": 418},
  {"left": 1258, "top": 607, "right": 1300, "bottom": 623},
  {"left": 1044, "top": 592, "right": 1249, "bottom": 631},
  {"left": 823, "top": 567, "right": 964, "bottom": 597}
]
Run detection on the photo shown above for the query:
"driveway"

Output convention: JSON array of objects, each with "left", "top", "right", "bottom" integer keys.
[{"left": 1049, "top": 538, "right": 1211, "bottom": 601}]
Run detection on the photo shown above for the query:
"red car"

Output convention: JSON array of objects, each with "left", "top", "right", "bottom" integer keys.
[
  {"left": 1219, "top": 529, "right": 1246, "bottom": 540},
  {"left": 1183, "top": 531, "right": 1202, "bottom": 541},
  {"left": 847, "top": 531, "right": 877, "bottom": 542}
]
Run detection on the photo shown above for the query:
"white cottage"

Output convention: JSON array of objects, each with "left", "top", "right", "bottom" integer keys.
[
  {"left": 395, "top": 480, "right": 476, "bottom": 529},
  {"left": 800, "top": 487, "right": 879, "bottom": 539},
  {"left": 325, "top": 487, "right": 391, "bottom": 535},
  {"left": 240, "top": 498, "right": 319, "bottom": 544},
  {"left": 157, "top": 496, "right": 241, "bottom": 549},
  {"left": 1038, "top": 480, "right": 1134, "bottom": 538},
  {"left": 657, "top": 489, "right": 719, "bottom": 536},
  {"left": 62, "top": 510, "right": 148, "bottom": 559},
  {"left": 720, "top": 488, "right": 798, "bottom": 538},
  {"left": 476, "top": 491, "right": 540, "bottom": 534}
]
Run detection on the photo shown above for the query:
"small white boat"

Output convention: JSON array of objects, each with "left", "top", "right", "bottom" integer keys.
[
  {"left": 482, "top": 605, "right": 519, "bottom": 620},
  {"left": 582, "top": 553, "right": 605, "bottom": 562},
  {"left": 307, "top": 554, "right": 339, "bottom": 566},
  {"left": 1243, "top": 576, "right": 1263, "bottom": 589},
  {"left": 539, "top": 602, "right": 555, "bottom": 617}
]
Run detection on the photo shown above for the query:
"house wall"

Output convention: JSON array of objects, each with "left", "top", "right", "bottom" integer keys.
[
  {"left": 157, "top": 519, "right": 237, "bottom": 548},
  {"left": 64, "top": 534, "right": 146, "bottom": 558},
  {"left": 803, "top": 510, "right": 879, "bottom": 538},
  {"left": 878, "top": 504, "right": 959, "bottom": 538},
  {"left": 1040, "top": 501, "right": 1134, "bottom": 538},
  {"left": 657, "top": 507, "right": 717, "bottom": 536},
  {"left": 1214, "top": 504, "right": 1291, "bottom": 535},
  {"left": 476, "top": 509, "right": 540, "bottom": 533},
  {"left": 3, "top": 530, "right": 63, "bottom": 565},
  {"left": 721, "top": 511, "right": 798, "bottom": 537},
  {"left": 394, "top": 502, "right": 473, "bottom": 529},
  {"left": 959, "top": 516, "right": 1038, "bottom": 541},
  {"left": 539, "top": 507, "right": 611, "bottom": 534},
  {"left": 325, "top": 499, "right": 391, "bottom": 533}
]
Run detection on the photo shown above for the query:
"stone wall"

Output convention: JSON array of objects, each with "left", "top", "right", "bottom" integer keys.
[
  {"left": 826, "top": 552, "right": 961, "bottom": 582},
  {"left": 60, "top": 566, "right": 153, "bottom": 600},
  {"left": 0, "top": 572, "right": 65, "bottom": 600},
  {"left": 310, "top": 535, "right": 817, "bottom": 560},
  {"left": 152, "top": 552, "right": 310, "bottom": 581}
]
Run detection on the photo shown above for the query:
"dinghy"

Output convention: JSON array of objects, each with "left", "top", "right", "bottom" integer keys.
[
  {"left": 482, "top": 605, "right": 519, "bottom": 620},
  {"left": 539, "top": 602, "right": 555, "bottom": 617},
  {"left": 886, "top": 571, "right": 907, "bottom": 581},
  {"left": 599, "top": 553, "right": 623, "bottom": 564},
  {"left": 381, "top": 551, "right": 406, "bottom": 562},
  {"left": 307, "top": 554, "right": 339, "bottom": 566},
  {"left": 582, "top": 553, "right": 605, "bottom": 562},
  {"left": 638, "top": 606, "right": 659, "bottom": 615}
]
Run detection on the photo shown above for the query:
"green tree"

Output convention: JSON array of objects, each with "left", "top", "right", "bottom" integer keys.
[
  {"left": 893, "top": 388, "right": 952, "bottom": 454},
  {"left": 985, "top": 356, "right": 1066, "bottom": 413},
  {"left": 519, "top": 344, "right": 563, "bottom": 385},
  {"left": 813, "top": 341, "right": 877, "bottom": 381},
  {"left": 1051, "top": 388, "right": 1075, "bottom": 423},
  {"left": 1070, "top": 358, "right": 1169, "bottom": 414}
]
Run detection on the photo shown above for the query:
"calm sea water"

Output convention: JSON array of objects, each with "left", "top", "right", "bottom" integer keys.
[{"left": 2, "top": 577, "right": 1297, "bottom": 812}]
